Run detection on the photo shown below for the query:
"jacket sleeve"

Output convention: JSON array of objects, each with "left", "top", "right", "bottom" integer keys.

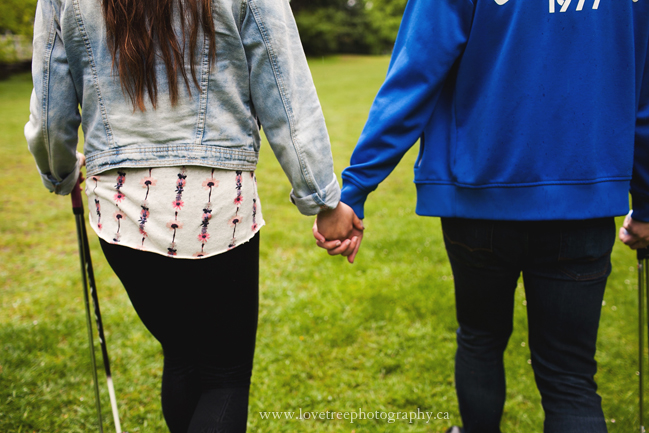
[
  {"left": 25, "top": 0, "right": 82, "bottom": 195},
  {"left": 241, "top": 0, "right": 340, "bottom": 216},
  {"left": 340, "top": 0, "right": 474, "bottom": 219},
  {"left": 632, "top": 39, "right": 649, "bottom": 222}
]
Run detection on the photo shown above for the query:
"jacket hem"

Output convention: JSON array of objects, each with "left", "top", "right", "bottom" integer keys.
[{"left": 85, "top": 143, "right": 259, "bottom": 176}]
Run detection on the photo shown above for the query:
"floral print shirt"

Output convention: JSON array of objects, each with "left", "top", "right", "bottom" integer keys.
[{"left": 86, "top": 167, "right": 264, "bottom": 259}]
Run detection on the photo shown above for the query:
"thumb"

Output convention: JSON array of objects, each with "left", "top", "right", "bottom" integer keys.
[
  {"left": 352, "top": 212, "right": 364, "bottom": 231},
  {"left": 77, "top": 151, "right": 86, "bottom": 167}
]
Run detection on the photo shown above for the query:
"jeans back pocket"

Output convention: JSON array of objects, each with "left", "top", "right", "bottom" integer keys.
[{"left": 558, "top": 218, "right": 616, "bottom": 281}]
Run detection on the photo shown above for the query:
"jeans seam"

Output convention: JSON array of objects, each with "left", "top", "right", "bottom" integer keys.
[{"left": 558, "top": 261, "right": 611, "bottom": 281}]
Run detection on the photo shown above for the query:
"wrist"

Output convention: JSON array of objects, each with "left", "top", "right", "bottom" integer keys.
[{"left": 317, "top": 201, "right": 340, "bottom": 216}]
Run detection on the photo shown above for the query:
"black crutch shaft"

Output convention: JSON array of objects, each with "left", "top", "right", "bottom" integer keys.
[
  {"left": 72, "top": 177, "right": 124, "bottom": 433},
  {"left": 72, "top": 178, "right": 105, "bottom": 433},
  {"left": 80, "top": 211, "right": 113, "bottom": 379},
  {"left": 639, "top": 247, "right": 649, "bottom": 433}
]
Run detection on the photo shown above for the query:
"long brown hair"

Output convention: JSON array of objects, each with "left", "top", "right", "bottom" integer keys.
[{"left": 103, "top": 0, "right": 217, "bottom": 111}]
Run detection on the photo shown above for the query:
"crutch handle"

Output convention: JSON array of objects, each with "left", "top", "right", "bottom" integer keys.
[
  {"left": 638, "top": 248, "right": 649, "bottom": 261},
  {"left": 71, "top": 174, "right": 85, "bottom": 215}
]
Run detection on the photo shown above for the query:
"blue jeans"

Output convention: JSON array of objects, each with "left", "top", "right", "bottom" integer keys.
[{"left": 441, "top": 217, "right": 616, "bottom": 433}]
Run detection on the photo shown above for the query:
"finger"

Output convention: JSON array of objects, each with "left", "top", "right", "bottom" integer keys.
[
  {"left": 347, "top": 235, "right": 362, "bottom": 264},
  {"left": 623, "top": 233, "right": 644, "bottom": 249},
  {"left": 341, "top": 237, "right": 358, "bottom": 257},
  {"left": 312, "top": 223, "right": 326, "bottom": 243},
  {"left": 621, "top": 234, "right": 637, "bottom": 246},
  {"left": 619, "top": 226, "right": 635, "bottom": 244},
  {"left": 77, "top": 152, "right": 86, "bottom": 167},
  {"left": 619, "top": 226, "right": 628, "bottom": 242},
  {"left": 352, "top": 213, "right": 364, "bottom": 231},
  {"left": 327, "top": 239, "right": 352, "bottom": 256},
  {"left": 316, "top": 239, "right": 342, "bottom": 250},
  {"left": 628, "top": 241, "right": 644, "bottom": 250},
  {"left": 628, "top": 236, "right": 649, "bottom": 250},
  {"left": 623, "top": 214, "right": 639, "bottom": 235}
]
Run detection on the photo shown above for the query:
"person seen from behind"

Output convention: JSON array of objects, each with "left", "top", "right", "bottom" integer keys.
[
  {"left": 315, "top": 0, "right": 649, "bottom": 432},
  {"left": 25, "top": 0, "right": 355, "bottom": 431}
]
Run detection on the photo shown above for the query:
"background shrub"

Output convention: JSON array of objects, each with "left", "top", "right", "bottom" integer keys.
[
  {"left": 290, "top": 0, "right": 407, "bottom": 56},
  {"left": 0, "top": 0, "right": 36, "bottom": 78},
  {"left": 0, "top": 0, "right": 406, "bottom": 64}
]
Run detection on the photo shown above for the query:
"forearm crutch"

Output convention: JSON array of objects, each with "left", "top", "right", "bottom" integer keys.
[
  {"left": 639, "top": 247, "right": 649, "bottom": 433},
  {"left": 72, "top": 176, "right": 125, "bottom": 433}
]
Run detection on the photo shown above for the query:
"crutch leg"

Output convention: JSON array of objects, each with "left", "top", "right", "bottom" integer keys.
[
  {"left": 639, "top": 248, "right": 649, "bottom": 433},
  {"left": 73, "top": 178, "right": 104, "bottom": 433},
  {"left": 645, "top": 251, "right": 649, "bottom": 433},
  {"left": 80, "top": 212, "right": 123, "bottom": 433}
]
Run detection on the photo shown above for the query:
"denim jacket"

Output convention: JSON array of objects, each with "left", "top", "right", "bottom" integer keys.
[{"left": 25, "top": 0, "right": 340, "bottom": 215}]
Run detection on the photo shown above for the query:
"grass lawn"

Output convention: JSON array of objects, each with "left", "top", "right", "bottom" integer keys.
[{"left": 0, "top": 55, "right": 643, "bottom": 432}]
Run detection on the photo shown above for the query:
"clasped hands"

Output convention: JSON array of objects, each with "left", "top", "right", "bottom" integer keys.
[{"left": 313, "top": 202, "right": 364, "bottom": 263}]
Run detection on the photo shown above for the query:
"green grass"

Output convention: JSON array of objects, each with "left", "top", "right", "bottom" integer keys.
[{"left": 0, "top": 56, "right": 643, "bottom": 432}]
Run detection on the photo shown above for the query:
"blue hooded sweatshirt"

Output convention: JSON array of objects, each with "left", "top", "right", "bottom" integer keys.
[{"left": 341, "top": 0, "right": 649, "bottom": 221}]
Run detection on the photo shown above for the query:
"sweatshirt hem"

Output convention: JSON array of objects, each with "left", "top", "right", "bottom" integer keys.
[{"left": 415, "top": 181, "right": 630, "bottom": 220}]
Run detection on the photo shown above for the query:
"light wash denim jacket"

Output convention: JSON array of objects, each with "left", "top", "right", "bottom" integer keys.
[{"left": 25, "top": 0, "right": 340, "bottom": 215}]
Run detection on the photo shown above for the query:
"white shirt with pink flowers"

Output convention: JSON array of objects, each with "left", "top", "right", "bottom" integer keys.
[{"left": 85, "top": 167, "right": 264, "bottom": 259}]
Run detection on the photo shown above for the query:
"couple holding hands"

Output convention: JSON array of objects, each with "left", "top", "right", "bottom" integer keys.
[{"left": 26, "top": 0, "right": 649, "bottom": 432}]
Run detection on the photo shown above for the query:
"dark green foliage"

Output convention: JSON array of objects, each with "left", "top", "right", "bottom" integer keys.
[
  {"left": 0, "top": 0, "right": 36, "bottom": 69},
  {"left": 0, "top": 0, "right": 405, "bottom": 60},
  {"left": 290, "top": 0, "right": 407, "bottom": 55},
  {"left": 0, "top": 0, "right": 37, "bottom": 37}
]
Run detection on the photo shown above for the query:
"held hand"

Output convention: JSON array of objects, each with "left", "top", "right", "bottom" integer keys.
[
  {"left": 315, "top": 202, "right": 363, "bottom": 241},
  {"left": 313, "top": 223, "right": 364, "bottom": 264},
  {"left": 77, "top": 151, "right": 86, "bottom": 167},
  {"left": 619, "top": 212, "right": 649, "bottom": 249},
  {"left": 312, "top": 203, "right": 364, "bottom": 264}
]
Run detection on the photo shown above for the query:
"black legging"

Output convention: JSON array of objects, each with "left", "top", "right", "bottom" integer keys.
[{"left": 100, "top": 233, "right": 259, "bottom": 433}]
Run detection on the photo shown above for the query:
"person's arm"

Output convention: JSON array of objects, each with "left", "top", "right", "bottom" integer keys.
[
  {"left": 631, "top": 37, "right": 649, "bottom": 223},
  {"left": 341, "top": 0, "right": 475, "bottom": 219},
  {"left": 621, "top": 39, "right": 649, "bottom": 249},
  {"left": 25, "top": 0, "right": 82, "bottom": 195},
  {"left": 241, "top": 0, "right": 340, "bottom": 216}
]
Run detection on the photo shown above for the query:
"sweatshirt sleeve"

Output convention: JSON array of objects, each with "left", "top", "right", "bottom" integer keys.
[
  {"left": 25, "top": 0, "right": 82, "bottom": 196},
  {"left": 341, "top": 0, "right": 474, "bottom": 219},
  {"left": 241, "top": 0, "right": 340, "bottom": 216},
  {"left": 632, "top": 40, "right": 649, "bottom": 222}
]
